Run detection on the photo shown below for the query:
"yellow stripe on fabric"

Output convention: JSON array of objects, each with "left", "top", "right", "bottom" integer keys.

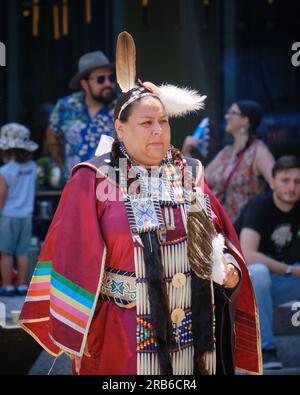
[
  {"left": 50, "top": 285, "right": 91, "bottom": 315},
  {"left": 78, "top": 244, "right": 108, "bottom": 357},
  {"left": 31, "top": 275, "right": 51, "bottom": 283}
]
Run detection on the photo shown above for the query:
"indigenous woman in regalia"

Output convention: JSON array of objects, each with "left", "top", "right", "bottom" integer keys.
[{"left": 19, "top": 32, "right": 262, "bottom": 375}]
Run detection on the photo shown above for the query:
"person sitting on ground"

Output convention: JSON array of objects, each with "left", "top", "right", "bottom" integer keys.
[
  {"left": 235, "top": 155, "right": 300, "bottom": 370},
  {"left": 0, "top": 123, "right": 38, "bottom": 296}
]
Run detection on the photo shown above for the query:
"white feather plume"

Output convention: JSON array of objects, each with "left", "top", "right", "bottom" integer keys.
[
  {"left": 211, "top": 234, "right": 227, "bottom": 285},
  {"left": 158, "top": 84, "right": 207, "bottom": 118}
]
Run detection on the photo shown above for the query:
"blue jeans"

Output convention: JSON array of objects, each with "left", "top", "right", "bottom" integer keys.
[{"left": 248, "top": 263, "right": 300, "bottom": 350}]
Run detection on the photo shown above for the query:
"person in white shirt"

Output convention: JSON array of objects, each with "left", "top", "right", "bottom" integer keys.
[{"left": 0, "top": 123, "right": 38, "bottom": 296}]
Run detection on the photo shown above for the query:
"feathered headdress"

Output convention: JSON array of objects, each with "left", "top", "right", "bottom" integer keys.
[
  {"left": 116, "top": 31, "right": 136, "bottom": 92},
  {"left": 116, "top": 31, "right": 207, "bottom": 119}
]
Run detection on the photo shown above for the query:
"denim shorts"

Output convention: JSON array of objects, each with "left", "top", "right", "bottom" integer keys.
[{"left": 0, "top": 215, "right": 32, "bottom": 256}]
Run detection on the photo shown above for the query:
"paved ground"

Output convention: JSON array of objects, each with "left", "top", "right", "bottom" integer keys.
[
  {"left": 2, "top": 295, "right": 300, "bottom": 375},
  {"left": 29, "top": 350, "right": 300, "bottom": 375},
  {"left": 28, "top": 351, "right": 72, "bottom": 375}
]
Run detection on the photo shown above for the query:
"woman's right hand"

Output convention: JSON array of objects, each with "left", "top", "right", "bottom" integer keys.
[{"left": 182, "top": 136, "right": 202, "bottom": 156}]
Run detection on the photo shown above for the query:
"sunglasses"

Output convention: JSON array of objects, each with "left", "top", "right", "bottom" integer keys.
[
  {"left": 89, "top": 73, "right": 116, "bottom": 84},
  {"left": 226, "top": 110, "right": 242, "bottom": 116}
]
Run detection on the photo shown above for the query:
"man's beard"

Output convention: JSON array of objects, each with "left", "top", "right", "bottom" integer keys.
[{"left": 87, "top": 83, "right": 116, "bottom": 105}]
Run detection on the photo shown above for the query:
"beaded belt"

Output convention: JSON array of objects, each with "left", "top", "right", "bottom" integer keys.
[{"left": 100, "top": 267, "right": 137, "bottom": 308}]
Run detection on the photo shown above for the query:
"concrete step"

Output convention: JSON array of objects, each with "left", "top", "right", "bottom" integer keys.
[
  {"left": 0, "top": 295, "right": 26, "bottom": 328},
  {"left": 275, "top": 334, "right": 300, "bottom": 367},
  {"left": 238, "top": 302, "right": 300, "bottom": 374},
  {"left": 0, "top": 296, "right": 71, "bottom": 375},
  {"left": 0, "top": 295, "right": 43, "bottom": 374},
  {"left": 273, "top": 301, "right": 300, "bottom": 335}
]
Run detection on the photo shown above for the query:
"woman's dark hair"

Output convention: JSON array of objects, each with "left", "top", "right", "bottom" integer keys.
[
  {"left": 114, "top": 87, "right": 164, "bottom": 122},
  {"left": 234, "top": 100, "right": 263, "bottom": 156},
  {"left": 113, "top": 89, "right": 136, "bottom": 122},
  {"left": 235, "top": 100, "right": 263, "bottom": 136},
  {"left": 1, "top": 148, "right": 33, "bottom": 163},
  {"left": 272, "top": 155, "right": 300, "bottom": 177}
]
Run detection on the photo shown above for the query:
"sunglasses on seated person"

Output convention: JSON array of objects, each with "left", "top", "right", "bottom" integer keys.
[
  {"left": 88, "top": 73, "right": 116, "bottom": 84},
  {"left": 226, "top": 110, "right": 242, "bottom": 116}
]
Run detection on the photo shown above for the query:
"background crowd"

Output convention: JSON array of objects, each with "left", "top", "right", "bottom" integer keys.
[{"left": 0, "top": 0, "right": 299, "bottom": 375}]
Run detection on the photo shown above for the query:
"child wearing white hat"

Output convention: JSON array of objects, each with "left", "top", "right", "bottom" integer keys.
[{"left": 0, "top": 123, "right": 38, "bottom": 296}]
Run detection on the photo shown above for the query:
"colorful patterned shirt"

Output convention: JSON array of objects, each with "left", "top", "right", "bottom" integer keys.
[
  {"left": 48, "top": 91, "right": 116, "bottom": 176},
  {"left": 205, "top": 139, "right": 266, "bottom": 223}
]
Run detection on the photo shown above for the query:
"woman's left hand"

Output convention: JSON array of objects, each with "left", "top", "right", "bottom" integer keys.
[{"left": 224, "top": 263, "right": 240, "bottom": 289}]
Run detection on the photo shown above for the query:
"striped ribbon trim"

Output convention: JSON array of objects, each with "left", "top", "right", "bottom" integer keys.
[
  {"left": 26, "top": 261, "right": 52, "bottom": 301},
  {"left": 26, "top": 261, "right": 95, "bottom": 334}
]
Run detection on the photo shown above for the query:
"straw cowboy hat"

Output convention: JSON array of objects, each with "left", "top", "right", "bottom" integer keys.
[
  {"left": 0, "top": 123, "right": 38, "bottom": 152},
  {"left": 69, "top": 50, "right": 115, "bottom": 90}
]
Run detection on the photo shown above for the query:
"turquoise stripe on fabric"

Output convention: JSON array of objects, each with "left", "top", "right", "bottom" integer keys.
[
  {"left": 33, "top": 268, "right": 52, "bottom": 276},
  {"left": 50, "top": 277, "right": 94, "bottom": 309}
]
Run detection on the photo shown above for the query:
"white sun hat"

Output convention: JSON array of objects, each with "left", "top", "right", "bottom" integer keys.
[{"left": 0, "top": 123, "right": 38, "bottom": 152}]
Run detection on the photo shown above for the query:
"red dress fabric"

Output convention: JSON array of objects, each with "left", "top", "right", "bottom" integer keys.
[{"left": 20, "top": 161, "right": 262, "bottom": 375}]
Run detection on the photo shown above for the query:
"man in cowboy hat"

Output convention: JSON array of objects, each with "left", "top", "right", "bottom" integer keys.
[{"left": 46, "top": 50, "right": 117, "bottom": 177}]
